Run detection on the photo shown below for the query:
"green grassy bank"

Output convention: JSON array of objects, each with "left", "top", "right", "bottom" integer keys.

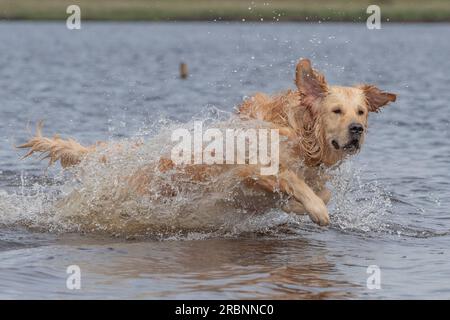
[{"left": 1, "top": 0, "right": 450, "bottom": 22}]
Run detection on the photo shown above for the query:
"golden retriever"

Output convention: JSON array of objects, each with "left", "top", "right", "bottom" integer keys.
[{"left": 18, "top": 59, "right": 396, "bottom": 227}]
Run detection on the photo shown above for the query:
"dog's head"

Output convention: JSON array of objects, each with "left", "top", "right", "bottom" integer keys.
[{"left": 295, "top": 59, "right": 396, "bottom": 164}]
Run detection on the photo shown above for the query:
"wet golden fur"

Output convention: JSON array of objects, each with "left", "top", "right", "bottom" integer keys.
[{"left": 18, "top": 59, "right": 396, "bottom": 226}]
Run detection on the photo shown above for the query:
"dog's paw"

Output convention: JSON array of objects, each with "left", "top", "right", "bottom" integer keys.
[
  {"left": 281, "top": 199, "right": 308, "bottom": 215},
  {"left": 306, "top": 202, "right": 330, "bottom": 226}
]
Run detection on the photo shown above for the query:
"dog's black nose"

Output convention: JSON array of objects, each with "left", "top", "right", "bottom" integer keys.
[{"left": 349, "top": 123, "right": 364, "bottom": 135}]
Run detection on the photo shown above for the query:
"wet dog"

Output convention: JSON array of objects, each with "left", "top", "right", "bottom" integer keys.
[{"left": 18, "top": 59, "right": 396, "bottom": 227}]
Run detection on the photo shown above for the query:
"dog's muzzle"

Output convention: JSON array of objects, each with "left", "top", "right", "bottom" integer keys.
[{"left": 343, "top": 123, "right": 364, "bottom": 151}]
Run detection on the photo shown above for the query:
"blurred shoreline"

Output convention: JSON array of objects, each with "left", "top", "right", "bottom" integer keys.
[{"left": 1, "top": 0, "right": 450, "bottom": 22}]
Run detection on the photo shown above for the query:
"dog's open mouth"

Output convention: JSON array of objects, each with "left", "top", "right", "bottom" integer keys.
[
  {"left": 343, "top": 139, "right": 360, "bottom": 151},
  {"left": 332, "top": 139, "right": 360, "bottom": 151}
]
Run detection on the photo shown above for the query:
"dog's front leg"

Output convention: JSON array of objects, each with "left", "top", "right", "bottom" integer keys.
[
  {"left": 281, "top": 198, "right": 307, "bottom": 215},
  {"left": 282, "top": 188, "right": 331, "bottom": 215},
  {"left": 278, "top": 170, "right": 330, "bottom": 226},
  {"left": 254, "top": 171, "right": 330, "bottom": 226}
]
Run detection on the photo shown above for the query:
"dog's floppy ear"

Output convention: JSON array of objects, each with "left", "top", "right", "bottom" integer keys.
[
  {"left": 360, "top": 84, "right": 397, "bottom": 113},
  {"left": 295, "top": 59, "right": 328, "bottom": 106}
]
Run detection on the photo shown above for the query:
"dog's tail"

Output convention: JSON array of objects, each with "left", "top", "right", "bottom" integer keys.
[{"left": 17, "top": 121, "right": 97, "bottom": 168}]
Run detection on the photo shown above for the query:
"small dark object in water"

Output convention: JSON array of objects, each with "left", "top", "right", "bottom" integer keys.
[{"left": 180, "top": 62, "right": 188, "bottom": 79}]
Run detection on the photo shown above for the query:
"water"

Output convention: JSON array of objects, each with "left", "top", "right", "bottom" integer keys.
[{"left": 0, "top": 22, "right": 449, "bottom": 299}]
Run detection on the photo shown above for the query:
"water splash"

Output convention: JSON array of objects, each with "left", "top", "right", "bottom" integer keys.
[
  {"left": 328, "top": 161, "right": 393, "bottom": 233},
  {"left": 0, "top": 109, "right": 415, "bottom": 239}
]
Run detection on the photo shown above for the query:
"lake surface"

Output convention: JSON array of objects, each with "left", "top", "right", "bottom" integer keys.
[{"left": 0, "top": 22, "right": 449, "bottom": 299}]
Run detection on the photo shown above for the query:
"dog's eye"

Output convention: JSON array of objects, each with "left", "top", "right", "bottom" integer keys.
[
  {"left": 333, "top": 109, "right": 342, "bottom": 114},
  {"left": 358, "top": 110, "right": 365, "bottom": 115}
]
